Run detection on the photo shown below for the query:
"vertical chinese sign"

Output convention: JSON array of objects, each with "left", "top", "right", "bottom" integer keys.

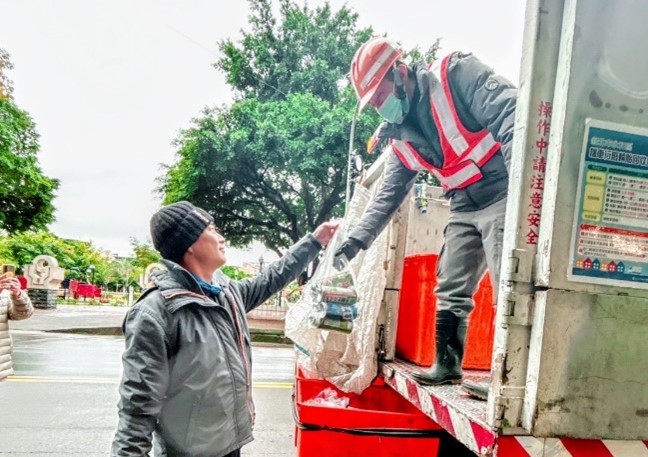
[{"left": 526, "top": 101, "right": 552, "bottom": 245}]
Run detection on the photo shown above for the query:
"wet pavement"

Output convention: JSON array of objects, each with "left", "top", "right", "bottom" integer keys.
[
  {"left": 10, "top": 304, "right": 285, "bottom": 336},
  {"left": 10, "top": 330, "right": 296, "bottom": 383},
  {"left": 1, "top": 306, "right": 298, "bottom": 456}
]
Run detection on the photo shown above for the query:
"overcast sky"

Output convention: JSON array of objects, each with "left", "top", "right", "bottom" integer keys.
[{"left": 0, "top": 0, "right": 525, "bottom": 265}]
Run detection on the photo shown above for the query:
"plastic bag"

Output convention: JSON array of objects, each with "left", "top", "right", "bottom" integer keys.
[
  {"left": 285, "top": 223, "right": 356, "bottom": 356},
  {"left": 303, "top": 387, "right": 350, "bottom": 408},
  {"left": 285, "top": 183, "right": 389, "bottom": 393}
]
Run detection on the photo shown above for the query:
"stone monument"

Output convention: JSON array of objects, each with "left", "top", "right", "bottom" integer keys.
[
  {"left": 23, "top": 255, "right": 65, "bottom": 309},
  {"left": 139, "top": 262, "right": 166, "bottom": 289}
]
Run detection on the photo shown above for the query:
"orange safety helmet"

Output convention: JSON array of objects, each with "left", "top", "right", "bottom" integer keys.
[{"left": 350, "top": 37, "right": 403, "bottom": 110}]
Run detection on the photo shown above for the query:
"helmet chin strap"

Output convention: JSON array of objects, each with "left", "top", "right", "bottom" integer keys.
[{"left": 392, "top": 64, "right": 410, "bottom": 117}]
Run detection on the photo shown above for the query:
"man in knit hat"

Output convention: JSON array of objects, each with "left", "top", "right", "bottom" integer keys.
[{"left": 112, "top": 201, "right": 338, "bottom": 457}]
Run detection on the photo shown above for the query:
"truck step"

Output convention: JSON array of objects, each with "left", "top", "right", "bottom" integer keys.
[{"left": 381, "top": 359, "right": 495, "bottom": 456}]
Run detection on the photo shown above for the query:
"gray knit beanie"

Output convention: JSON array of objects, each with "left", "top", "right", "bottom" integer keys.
[{"left": 150, "top": 201, "right": 214, "bottom": 262}]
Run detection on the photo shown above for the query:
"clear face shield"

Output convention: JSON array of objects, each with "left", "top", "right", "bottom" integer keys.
[{"left": 374, "top": 65, "right": 411, "bottom": 124}]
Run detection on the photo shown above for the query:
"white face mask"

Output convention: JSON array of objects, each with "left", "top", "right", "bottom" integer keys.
[{"left": 376, "top": 92, "right": 410, "bottom": 124}]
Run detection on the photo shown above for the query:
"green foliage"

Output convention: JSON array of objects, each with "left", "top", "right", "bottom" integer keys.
[
  {"left": 161, "top": 90, "right": 379, "bottom": 253},
  {"left": 221, "top": 265, "right": 252, "bottom": 281},
  {"left": 159, "top": 0, "right": 381, "bottom": 254},
  {"left": 0, "top": 231, "right": 109, "bottom": 281},
  {"left": 0, "top": 49, "right": 59, "bottom": 233},
  {"left": 104, "top": 258, "right": 139, "bottom": 290},
  {"left": 405, "top": 39, "right": 442, "bottom": 65},
  {"left": 0, "top": 48, "right": 13, "bottom": 99},
  {"left": 217, "top": 0, "right": 371, "bottom": 103},
  {"left": 0, "top": 230, "right": 147, "bottom": 290},
  {"left": 130, "top": 237, "right": 161, "bottom": 269}
]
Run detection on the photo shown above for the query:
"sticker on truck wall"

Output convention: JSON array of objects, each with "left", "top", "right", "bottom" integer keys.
[{"left": 569, "top": 119, "right": 648, "bottom": 288}]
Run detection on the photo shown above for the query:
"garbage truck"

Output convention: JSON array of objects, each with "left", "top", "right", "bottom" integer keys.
[{"left": 292, "top": 0, "right": 648, "bottom": 455}]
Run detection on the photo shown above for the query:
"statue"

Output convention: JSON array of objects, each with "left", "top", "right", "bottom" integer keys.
[
  {"left": 139, "top": 263, "right": 166, "bottom": 289},
  {"left": 23, "top": 255, "right": 65, "bottom": 290},
  {"left": 22, "top": 255, "right": 65, "bottom": 309}
]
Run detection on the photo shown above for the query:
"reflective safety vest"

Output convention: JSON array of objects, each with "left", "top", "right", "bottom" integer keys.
[{"left": 390, "top": 54, "right": 500, "bottom": 190}]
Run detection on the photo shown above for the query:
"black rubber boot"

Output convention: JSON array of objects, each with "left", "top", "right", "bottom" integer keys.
[
  {"left": 412, "top": 311, "right": 467, "bottom": 386},
  {"left": 461, "top": 379, "right": 489, "bottom": 400}
]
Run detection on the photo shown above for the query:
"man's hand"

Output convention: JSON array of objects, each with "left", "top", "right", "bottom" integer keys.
[
  {"left": 0, "top": 274, "right": 22, "bottom": 299},
  {"left": 333, "top": 239, "right": 362, "bottom": 271},
  {"left": 312, "top": 221, "right": 340, "bottom": 247}
]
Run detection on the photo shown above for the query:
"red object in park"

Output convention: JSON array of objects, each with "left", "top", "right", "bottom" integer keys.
[
  {"left": 17, "top": 276, "right": 27, "bottom": 289},
  {"left": 69, "top": 279, "right": 102, "bottom": 299}
]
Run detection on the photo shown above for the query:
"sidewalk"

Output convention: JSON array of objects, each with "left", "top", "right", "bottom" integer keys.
[{"left": 11, "top": 305, "right": 289, "bottom": 343}]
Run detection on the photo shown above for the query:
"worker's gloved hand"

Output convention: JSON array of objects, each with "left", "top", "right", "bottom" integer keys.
[{"left": 333, "top": 239, "right": 362, "bottom": 271}]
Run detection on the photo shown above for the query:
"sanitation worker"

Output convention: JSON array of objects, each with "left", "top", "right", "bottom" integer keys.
[{"left": 334, "top": 37, "right": 517, "bottom": 398}]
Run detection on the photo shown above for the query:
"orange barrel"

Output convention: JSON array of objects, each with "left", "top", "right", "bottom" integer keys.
[
  {"left": 463, "top": 274, "right": 495, "bottom": 370},
  {"left": 396, "top": 254, "right": 495, "bottom": 370}
]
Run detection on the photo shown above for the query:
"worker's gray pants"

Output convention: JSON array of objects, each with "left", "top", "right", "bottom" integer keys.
[{"left": 435, "top": 197, "right": 507, "bottom": 319}]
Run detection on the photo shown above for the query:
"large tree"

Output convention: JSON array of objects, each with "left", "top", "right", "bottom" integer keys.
[
  {"left": 159, "top": 0, "right": 378, "bottom": 255},
  {"left": 0, "top": 49, "right": 59, "bottom": 233}
]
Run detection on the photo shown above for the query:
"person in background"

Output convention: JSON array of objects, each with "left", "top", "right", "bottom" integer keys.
[
  {"left": 112, "top": 201, "right": 338, "bottom": 457},
  {"left": 0, "top": 271, "right": 34, "bottom": 382},
  {"left": 335, "top": 37, "right": 516, "bottom": 398}
]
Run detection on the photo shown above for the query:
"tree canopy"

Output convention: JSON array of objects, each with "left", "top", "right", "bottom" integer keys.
[
  {"left": 158, "top": 0, "right": 379, "bottom": 255},
  {"left": 0, "top": 49, "right": 59, "bottom": 233},
  {"left": 217, "top": 0, "right": 366, "bottom": 104}
]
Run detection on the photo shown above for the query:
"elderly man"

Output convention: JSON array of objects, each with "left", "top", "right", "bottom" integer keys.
[
  {"left": 335, "top": 37, "right": 516, "bottom": 395},
  {"left": 112, "top": 201, "right": 338, "bottom": 457}
]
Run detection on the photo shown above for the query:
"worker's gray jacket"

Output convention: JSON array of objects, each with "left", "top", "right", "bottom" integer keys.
[
  {"left": 349, "top": 52, "right": 517, "bottom": 250},
  {"left": 111, "top": 235, "right": 322, "bottom": 457}
]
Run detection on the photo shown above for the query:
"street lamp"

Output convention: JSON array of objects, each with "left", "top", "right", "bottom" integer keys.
[
  {"left": 345, "top": 102, "right": 361, "bottom": 217},
  {"left": 86, "top": 265, "right": 96, "bottom": 285}
]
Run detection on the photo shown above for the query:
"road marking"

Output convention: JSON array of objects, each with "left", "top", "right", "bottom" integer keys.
[
  {"left": 8, "top": 375, "right": 117, "bottom": 384},
  {"left": 253, "top": 382, "right": 293, "bottom": 389},
  {"left": 8, "top": 375, "right": 294, "bottom": 389}
]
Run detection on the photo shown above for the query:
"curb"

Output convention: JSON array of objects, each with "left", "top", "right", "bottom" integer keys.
[
  {"left": 44, "top": 326, "right": 292, "bottom": 345},
  {"left": 44, "top": 327, "right": 123, "bottom": 336}
]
